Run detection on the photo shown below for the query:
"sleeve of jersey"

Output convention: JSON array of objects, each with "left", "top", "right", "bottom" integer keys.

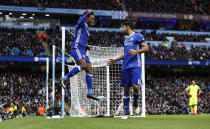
[
  {"left": 186, "top": 86, "right": 190, "bottom": 91},
  {"left": 77, "top": 12, "right": 90, "bottom": 27},
  {"left": 135, "top": 34, "right": 145, "bottom": 44}
]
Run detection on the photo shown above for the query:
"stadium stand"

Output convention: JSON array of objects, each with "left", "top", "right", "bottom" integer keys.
[
  {"left": 0, "top": 71, "right": 209, "bottom": 120},
  {"left": 146, "top": 75, "right": 209, "bottom": 115},
  {"left": 0, "top": 71, "right": 71, "bottom": 120},
  {"left": 0, "top": 0, "right": 208, "bottom": 14},
  {"left": 0, "top": 27, "right": 209, "bottom": 61},
  {"left": 0, "top": 0, "right": 209, "bottom": 123}
]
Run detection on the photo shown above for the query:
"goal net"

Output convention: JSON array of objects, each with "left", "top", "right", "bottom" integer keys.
[{"left": 68, "top": 46, "right": 145, "bottom": 117}]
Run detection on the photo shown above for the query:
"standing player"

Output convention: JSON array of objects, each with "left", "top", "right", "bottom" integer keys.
[
  {"left": 62, "top": 9, "right": 99, "bottom": 100},
  {"left": 107, "top": 22, "right": 149, "bottom": 119},
  {"left": 185, "top": 80, "right": 201, "bottom": 115}
]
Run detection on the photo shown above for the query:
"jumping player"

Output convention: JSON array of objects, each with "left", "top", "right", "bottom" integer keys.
[{"left": 62, "top": 9, "right": 99, "bottom": 100}]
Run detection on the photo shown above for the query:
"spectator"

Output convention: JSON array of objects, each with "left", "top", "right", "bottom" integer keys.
[
  {"left": 145, "top": 75, "right": 209, "bottom": 115},
  {"left": 38, "top": 106, "right": 46, "bottom": 116},
  {"left": 0, "top": 26, "right": 209, "bottom": 61},
  {"left": 0, "top": 0, "right": 208, "bottom": 14}
]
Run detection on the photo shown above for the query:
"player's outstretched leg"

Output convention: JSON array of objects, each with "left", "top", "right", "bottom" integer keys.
[
  {"left": 61, "top": 66, "right": 83, "bottom": 88},
  {"left": 63, "top": 66, "right": 83, "bottom": 80}
]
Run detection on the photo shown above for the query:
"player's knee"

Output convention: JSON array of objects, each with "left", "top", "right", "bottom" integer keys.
[
  {"left": 85, "top": 64, "right": 92, "bottom": 73},
  {"left": 82, "top": 64, "right": 91, "bottom": 73},
  {"left": 83, "top": 65, "right": 88, "bottom": 71},
  {"left": 80, "top": 62, "right": 87, "bottom": 69},
  {"left": 124, "top": 88, "right": 130, "bottom": 94}
]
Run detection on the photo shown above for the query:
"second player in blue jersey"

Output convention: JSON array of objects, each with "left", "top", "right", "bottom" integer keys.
[{"left": 108, "top": 22, "right": 149, "bottom": 119}]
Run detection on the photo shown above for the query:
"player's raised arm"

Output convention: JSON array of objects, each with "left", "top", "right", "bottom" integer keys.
[
  {"left": 107, "top": 53, "right": 124, "bottom": 66},
  {"left": 77, "top": 9, "right": 94, "bottom": 27}
]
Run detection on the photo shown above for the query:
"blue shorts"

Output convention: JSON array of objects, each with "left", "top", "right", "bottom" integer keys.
[
  {"left": 70, "top": 47, "right": 90, "bottom": 63},
  {"left": 120, "top": 67, "right": 142, "bottom": 87}
]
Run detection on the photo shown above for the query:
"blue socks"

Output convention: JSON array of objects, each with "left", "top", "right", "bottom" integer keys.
[
  {"left": 86, "top": 73, "right": 93, "bottom": 95},
  {"left": 63, "top": 66, "right": 83, "bottom": 80},
  {"left": 133, "top": 92, "right": 140, "bottom": 108},
  {"left": 123, "top": 94, "right": 130, "bottom": 115}
]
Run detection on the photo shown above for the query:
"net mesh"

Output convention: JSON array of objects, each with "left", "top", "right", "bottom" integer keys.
[{"left": 69, "top": 46, "right": 143, "bottom": 117}]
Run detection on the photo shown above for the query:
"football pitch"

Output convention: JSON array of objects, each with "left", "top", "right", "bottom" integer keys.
[{"left": 0, "top": 115, "right": 209, "bottom": 129}]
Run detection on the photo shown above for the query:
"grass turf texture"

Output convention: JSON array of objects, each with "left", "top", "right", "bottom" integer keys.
[{"left": 0, "top": 115, "right": 209, "bottom": 129}]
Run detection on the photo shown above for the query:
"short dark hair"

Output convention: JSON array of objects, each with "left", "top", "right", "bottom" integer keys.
[
  {"left": 82, "top": 11, "right": 94, "bottom": 18},
  {"left": 122, "top": 22, "right": 134, "bottom": 30}
]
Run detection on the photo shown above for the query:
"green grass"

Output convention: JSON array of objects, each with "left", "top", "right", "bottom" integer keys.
[{"left": 0, "top": 115, "right": 210, "bottom": 129}]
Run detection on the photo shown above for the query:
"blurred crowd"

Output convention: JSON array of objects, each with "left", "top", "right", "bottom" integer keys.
[
  {"left": 124, "top": 0, "right": 209, "bottom": 14},
  {"left": 0, "top": 71, "right": 47, "bottom": 120},
  {"left": 1, "top": 71, "right": 209, "bottom": 121},
  {"left": 0, "top": 71, "right": 71, "bottom": 121},
  {"left": 0, "top": 0, "right": 208, "bottom": 14},
  {"left": 95, "top": 19, "right": 209, "bottom": 32},
  {"left": 0, "top": 27, "right": 209, "bottom": 61},
  {"left": 147, "top": 44, "right": 209, "bottom": 61},
  {"left": 144, "top": 32, "right": 209, "bottom": 42},
  {"left": 146, "top": 76, "right": 209, "bottom": 115},
  {"left": 0, "top": 0, "right": 122, "bottom": 10},
  {"left": 0, "top": 27, "right": 44, "bottom": 56}
]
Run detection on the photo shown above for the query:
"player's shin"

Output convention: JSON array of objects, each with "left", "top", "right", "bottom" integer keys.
[
  {"left": 123, "top": 94, "right": 130, "bottom": 115},
  {"left": 194, "top": 105, "right": 197, "bottom": 114},
  {"left": 190, "top": 105, "right": 193, "bottom": 113},
  {"left": 64, "top": 66, "right": 83, "bottom": 80},
  {"left": 133, "top": 92, "right": 140, "bottom": 108},
  {"left": 86, "top": 73, "right": 93, "bottom": 95}
]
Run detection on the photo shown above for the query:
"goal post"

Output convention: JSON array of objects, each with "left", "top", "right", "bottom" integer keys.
[
  {"left": 62, "top": 25, "right": 146, "bottom": 117},
  {"left": 68, "top": 46, "right": 146, "bottom": 117},
  {"left": 141, "top": 53, "right": 146, "bottom": 117}
]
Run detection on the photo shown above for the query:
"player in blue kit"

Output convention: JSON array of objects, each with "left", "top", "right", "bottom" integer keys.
[
  {"left": 108, "top": 22, "right": 149, "bottom": 119},
  {"left": 62, "top": 9, "right": 99, "bottom": 100}
]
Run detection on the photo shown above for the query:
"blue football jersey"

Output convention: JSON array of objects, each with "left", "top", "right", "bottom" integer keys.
[
  {"left": 122, "top": 32, "right": 144, "bottom": 70},
  {"left": 71, "top": 12, "right": 90, "bottom": 49}
]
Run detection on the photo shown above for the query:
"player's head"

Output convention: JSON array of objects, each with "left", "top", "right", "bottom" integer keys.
[
  {"left": 83, "top": 11, "right": 95, "bottom": 26},
  {"left": 192, "top": 80, "right": 196, "bottom": 85},
  {"left": 121, "top": 22, "right": 134, "bottom": 35}
]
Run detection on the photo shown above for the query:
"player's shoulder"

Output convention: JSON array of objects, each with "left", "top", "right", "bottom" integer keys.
[
  {"left": 75, "top": 23, "right": 85, "bottom": 29},
  {"left": 134, "top": 33, "right": 143, "bottom": 38},
  {"left": 196, "top": 85, "right": 200, "bottom": 88},
  {"left": 187, "top": 85, "right": 192, "bottom": 88},
  {"left": 134, "top": 33, "right": 145, "bottom": 41}
]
